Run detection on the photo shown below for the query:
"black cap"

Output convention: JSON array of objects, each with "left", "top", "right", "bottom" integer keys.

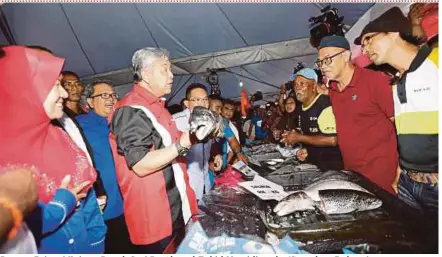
[
  {"left": 318, "top": 35, "right": 350, "bottom": 50},
  {"left": 354, "top": 7, "right": 412, "bottom": 45}
]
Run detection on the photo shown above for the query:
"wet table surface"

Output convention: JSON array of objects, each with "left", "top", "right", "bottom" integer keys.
[{"left": 195, "top": 142, "right": 438, "bottom": 254}]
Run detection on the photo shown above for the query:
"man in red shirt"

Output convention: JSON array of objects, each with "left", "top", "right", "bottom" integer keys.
[
  {"left": 316, "top": 35, "right": 398, "bottom": 194},
  {"left": 108, "top": 47, "right": 199, "bottom": 253}
]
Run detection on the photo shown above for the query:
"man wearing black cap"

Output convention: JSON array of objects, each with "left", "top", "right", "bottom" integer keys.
[
  {"left": 316, "top": 35, "right": 398, "bottom": 195},
  {"left": 355, "top": 7, "right": 438, "bottom": 215}
]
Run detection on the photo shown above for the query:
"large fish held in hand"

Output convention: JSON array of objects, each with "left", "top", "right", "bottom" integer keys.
[
  {"left": 189, "top": 106, "right": 225, "bottom": 141},
  {"left": 273, "top": 178, "right": 382, "bottom": 216}
]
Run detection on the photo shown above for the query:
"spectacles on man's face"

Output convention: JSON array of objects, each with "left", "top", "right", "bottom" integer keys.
[
  {"left": 315, "top": 50, "right": 347, "bottom": 68},
  {"left": 361, "top": 32, "right": 381, "bottom": 49},
  {"left": 188, "top": 97, "right": 209, "bottom": 103},
  {"left": 90, "top": 92, "right": 118, "bottom": 100}
]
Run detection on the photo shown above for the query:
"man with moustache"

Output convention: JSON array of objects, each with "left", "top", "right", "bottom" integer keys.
[
  {"left": 61, "top": 71, "right": 88, "bottom": 118},
  {"left": 355, "top": 7, "right": 438, "bottom": 215},
  {"left": 208, "top": 95, "right": 248, "bottom": 169},
  {"left": 108, "top": 47, "right": 199, "bottom": 253},
  {"left": 316, "top": 35, "right": 398, "bottom": 194},
  {"left": 76, "top": 81, "right": 131, "bottom": 253},
  {"left": 281, "top": 68, "right": 343, "bottom": 171}
]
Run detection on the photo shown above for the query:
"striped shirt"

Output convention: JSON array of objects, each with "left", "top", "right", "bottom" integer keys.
[{"left": 393, "top": 46, "right": 438, "bottom": 172}]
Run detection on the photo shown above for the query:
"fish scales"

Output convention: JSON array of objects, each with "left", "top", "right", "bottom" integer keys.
[{"left": 318, "top": 189, "right": 382, "bottom": 215}]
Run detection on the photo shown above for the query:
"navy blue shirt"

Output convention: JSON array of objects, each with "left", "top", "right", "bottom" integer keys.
[
  {"left": 76, "top": 110, "right": 124, "bottom": 220},
  {"left": 251, "top": 114, "right": 268, "bottom": 140}
]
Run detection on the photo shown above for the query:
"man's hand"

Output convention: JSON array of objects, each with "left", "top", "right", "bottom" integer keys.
[
  {"left": 189, "top": 106, "right": 218, "bottom": 141},
  {"left": 280, "top": 84, "right": 287, "bottom": 95},
  {"left": 273, "top": 129, "right": 282, "bottom": 141},
  {"left": 0, "top": 168, "right": 38, "bottom": 216},
  {"left": 236, "top": 152, "right": 248, "bottom": 164},
  {"left": 213, "top": 154, "right": 223, "bottom": 172},
  {"left": 179, "top": 131, "right": 193, "bottom": 149},
  {"left": 280, "top": 130, "right": 301, "bottom": 146},
  {"left": 296, "top": 148, "right": 308, "bottom": 162},
  {"left": 408, "top": 3, "right": 425, "bottom": 24},
  {"left": 408, "top": 3, "right": 437, "bottom": 42},
  {"left": 211, "top": 119, "right": 226, "bottom": 139},
  {"left": 391, "top": 165, "right": 402, "bottom": 195},
  {"left": 97, "top": 195, "right": 107, "bottom": 213}
]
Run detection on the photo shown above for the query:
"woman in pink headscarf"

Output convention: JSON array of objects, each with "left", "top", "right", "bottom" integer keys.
[{"left": 0, "top": 46, "right": 106, "bottom": 253}]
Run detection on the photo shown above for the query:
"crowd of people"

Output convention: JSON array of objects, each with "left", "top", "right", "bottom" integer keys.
[{"left": 0, "top": 4, "right": 438, "bottom": 254}]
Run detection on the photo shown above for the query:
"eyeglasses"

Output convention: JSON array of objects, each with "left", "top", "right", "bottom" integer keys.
[
  {"left": 315, "top": 50, "right": 347, "bottom": 68},
  {"left": 361, "top": 32, "right": 381, "bottom": 49},
  {"left": 188, "top": 98, "right": 209, "bottom": 103},
  {"left": 90, "top": 93, "right": 118, "bottom": 100}
]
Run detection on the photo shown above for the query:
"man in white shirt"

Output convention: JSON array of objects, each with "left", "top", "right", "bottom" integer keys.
[{"left": 173, "top": 84, "right": 222, "bottom": 201}]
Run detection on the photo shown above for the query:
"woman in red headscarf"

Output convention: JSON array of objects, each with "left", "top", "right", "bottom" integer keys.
[{"left": 0, "top": 46, "right": 106, "bottom": 253}]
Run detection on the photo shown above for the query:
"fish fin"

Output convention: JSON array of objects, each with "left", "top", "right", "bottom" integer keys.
[
  {"left": 318, "top": 208, "right": 330, "bottom": 219},
  {"left": 273, "top": 202, "right": 285, "bottom": 213},
  {"left": 315, "top": 200, "right": 330, "bottom": 217}
]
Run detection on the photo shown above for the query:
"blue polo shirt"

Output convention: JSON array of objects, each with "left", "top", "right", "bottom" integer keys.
[{"left": 76, "top": 110, "right": 124, "bottom": 220}]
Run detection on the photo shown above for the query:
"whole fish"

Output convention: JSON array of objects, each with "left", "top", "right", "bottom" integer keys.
[
  {"left": 303, "top": 178, "right": 372, "bottom": 201},
  {"left": 273, "top": 189, "right": 382, "bottom": 216},
  {"left": 310, "top": 170, "right": 353, "bottom": 183},
  {"left": 318, "top": 189, "right": 382, "bottom": 215},
  {"left": 273, "top": 191, "right": 315, "bottom": 216},
  {"left": 189, "top": 106, "right": 224, "bottom": 140}
]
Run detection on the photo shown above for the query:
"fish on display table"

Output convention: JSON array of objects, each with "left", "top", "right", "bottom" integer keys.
[
  {"left": 303, "top": 178, "right": 373, "bottom": 202},
  {"left": 273, "top": 191, "right": 316, "bottom": 216},
  {"left": 318, "top": 189, "right": 382, "bottom": 215},
  {"left": 273, "top": 178, "right": 382, "bottom": 216}
]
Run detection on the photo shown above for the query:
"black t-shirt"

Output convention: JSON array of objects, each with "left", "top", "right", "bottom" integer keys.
[
  {"left": 294, "top": 94, "right": 344, "bottom": 171},
  {"left": 64, "top": 106, "right": 88, "bottom": 119}
]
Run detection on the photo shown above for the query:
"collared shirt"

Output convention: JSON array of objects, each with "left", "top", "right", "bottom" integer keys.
[
  {"left": 64, "top": 106, "right": 88, "bottom": 119},
  {"left": 51, "top": 113, "right": 107, "bottom": 198},
  {"left": 173, "top": 108, "right": 212, "bottom": 201},
  {"left": 329, "top": 66, "right": 398, "bottom": 194},
  {"left": 76, "top": 110, "right": 124, "bottom": 220},
  {"left": 108, "top": 85, "right": 197, "bottom": 245},
  {"left": 393, "top": 46, "right": 438, "bottom": 172}
]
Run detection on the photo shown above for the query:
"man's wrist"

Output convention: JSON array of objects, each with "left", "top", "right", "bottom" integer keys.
[
  {"left": 175, "top": 141, "right": 189, "bottom": 156},
  {"left": 296, "top": 134, "right": 306, "bottom": 144}
]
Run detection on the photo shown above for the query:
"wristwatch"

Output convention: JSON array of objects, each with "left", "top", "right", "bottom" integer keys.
[{"left": 175, "top": 141, "right": 189, "bottom": 156}]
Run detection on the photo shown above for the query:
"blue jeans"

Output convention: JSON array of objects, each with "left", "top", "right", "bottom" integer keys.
[{"left": 398, "top": 169, "right": 438, "bottom": 216}]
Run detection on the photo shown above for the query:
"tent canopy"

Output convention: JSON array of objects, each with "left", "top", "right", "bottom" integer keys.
[{"left": 2, "top": 3, "right": 381, "bottom": 103}]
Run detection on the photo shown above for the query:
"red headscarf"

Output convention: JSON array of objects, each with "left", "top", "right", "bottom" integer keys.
[{"left": 0, "top": 46, "right": 96, "bottom": 203}]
